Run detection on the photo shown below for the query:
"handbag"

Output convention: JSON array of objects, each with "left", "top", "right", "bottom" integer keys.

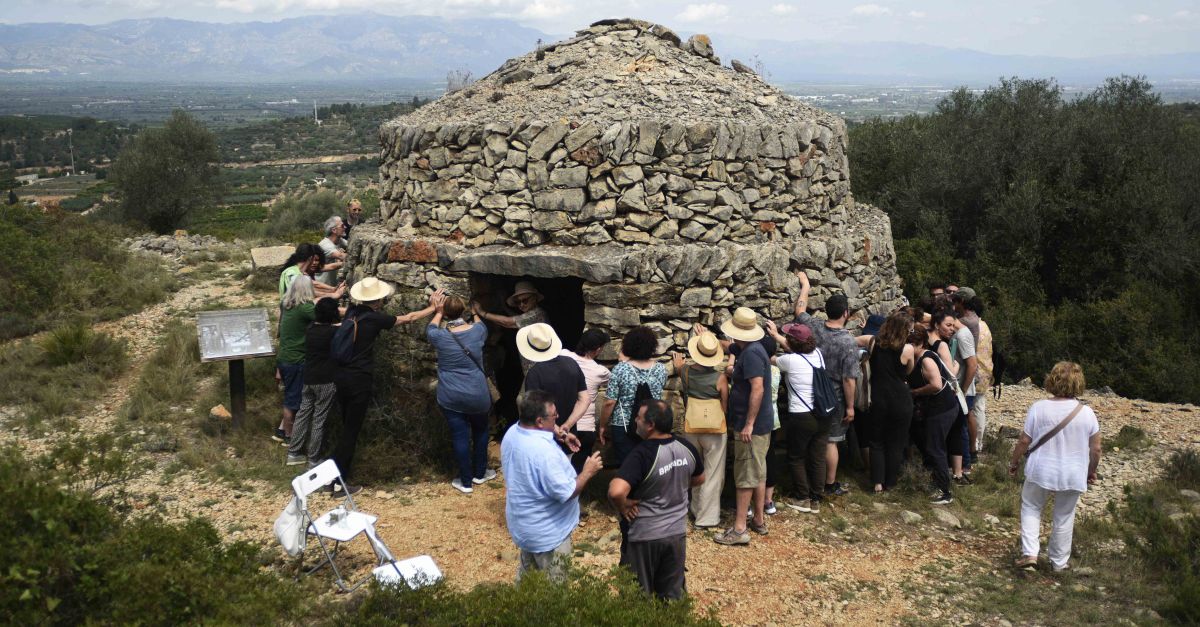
[
  {"left": 448, "top": 328, "right": 501, "bottom": 404},
  {"left": 855, "top": 338, "right": 874, "bottom": 412},
  {"left": 681, "top": 364, "right": 726, "bottom": 434},
  {"left": 1024, "top": 402, "right": 1085, "bottom": 457}
]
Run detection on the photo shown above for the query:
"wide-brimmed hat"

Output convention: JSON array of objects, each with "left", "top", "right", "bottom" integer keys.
[
  {"left": 781, "top": 322, "right": 813, "bottom": 346},
  {"left": 720, "top": 307, "right": 765, "bottom": 342},
  {"left": 687, "top": 332, "right": 725, "bottom": 367},
  {"left": 516, "top": 323, "right": 562, "bottom": 363},
  {"left": 506, "top": 281, "right": 544, "bottom": 308},
  {"left": 349, "top": 277, "right": 394, "bottom": 303}
]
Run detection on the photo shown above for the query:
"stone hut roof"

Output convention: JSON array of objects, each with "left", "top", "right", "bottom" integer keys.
[{"left": 388, "top": 18, "right": 840, "bottom": 129}]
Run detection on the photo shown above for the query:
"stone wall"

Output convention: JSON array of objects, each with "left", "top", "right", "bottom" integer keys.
[{"left": 378, "top": 117, "right": 853, "bottom": 250}]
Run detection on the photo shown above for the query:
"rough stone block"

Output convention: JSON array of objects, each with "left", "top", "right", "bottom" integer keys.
[
  {"left": 585, "top": 304, "right": 641, "bottom": 327},
  {"left": 387, "top": 239, "right": 440, "bottom": 263},
  {"left": 250, "top": 245, "right": 294, "bottom": 270},
  {"left": 680, "top": 287, "right": 713, "bottom": 307},
  {"left": 533, "top": 188, "right": 586, "bottom": 213}
]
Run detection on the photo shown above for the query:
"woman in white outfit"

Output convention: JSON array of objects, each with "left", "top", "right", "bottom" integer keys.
[{"left": 1009, "top": 361, "right": 1102, "bottom": 571}]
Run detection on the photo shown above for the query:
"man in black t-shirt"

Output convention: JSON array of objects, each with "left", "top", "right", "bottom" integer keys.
[
  {"left": 609, "top": 400, "right": 704, "bottom": 600},
  {"left": 518, "top": 324, "right": 590, "bottom": 447},
  {"left": 331, "top": 279, "right": 441, "bottom": 494}
]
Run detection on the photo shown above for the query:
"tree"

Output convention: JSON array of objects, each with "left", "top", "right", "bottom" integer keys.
[{"left": 110, "top": 110, "right": 220, "bottom": 233}]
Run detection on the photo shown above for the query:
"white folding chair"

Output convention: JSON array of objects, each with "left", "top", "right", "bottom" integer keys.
[{"left": 291, "top": 460, "right": 392, "bottom": 592}]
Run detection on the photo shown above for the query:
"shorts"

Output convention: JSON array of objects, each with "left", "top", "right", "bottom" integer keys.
[
  {"left": 827, "top": 405, "right": 850, "bottom": 443},
  {"left": 278, "top": 361, "right": 304, "bottom": 411},
  {"left": 733, "top": 434, "right": 770, "bottom": 488}
]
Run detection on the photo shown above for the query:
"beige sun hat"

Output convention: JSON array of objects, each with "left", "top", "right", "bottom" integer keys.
[
  {"left": 349, "top": 277, "right": 394, "bottom": 303},
  {"left": 720, "top": 307, "right": 765, "bottom": 342},
  {"left": 516, "top": 323, "right": 562, "bottom": 363},
  {"left": 687, "top": 331, "right": 725, "bottom": 367},
  {"left": 506, "top": 281, "right": 544, "bottom": 308}
]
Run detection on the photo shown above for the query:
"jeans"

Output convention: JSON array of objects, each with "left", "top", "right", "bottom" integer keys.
[
  {"left": 784, "top": 411, "right": 829, "bottom": 501},
  {"left": 333, "top": 376, "right": 372, "bottom": 482},
  {"left": 443, "top": 406, "right": 489, "bottom": 486},
  {"left": 1020, "top": 482, "right": 1082, "bottom": 570},
  {"left": 570, "top": 429, "right": 597, "bottom": 474},
  {"left": 962, "top": 395, "right": 978, "bottom": 468},
  {"left": 611, "top": 423, "right": 640, "bottom": 466}
]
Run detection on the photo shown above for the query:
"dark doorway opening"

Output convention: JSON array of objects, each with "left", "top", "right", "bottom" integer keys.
[{"left": 469, "top": 273, "right": 585, "bottom": 435}]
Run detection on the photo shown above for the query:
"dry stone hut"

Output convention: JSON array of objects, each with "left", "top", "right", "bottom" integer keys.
[{"left": 347, "top": 18, "right": 903, "bottom": 360}]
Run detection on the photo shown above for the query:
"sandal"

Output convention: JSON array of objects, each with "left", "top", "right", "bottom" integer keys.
[{"left": 1014, "top": 555, "right": 1038, "bottom": 569}]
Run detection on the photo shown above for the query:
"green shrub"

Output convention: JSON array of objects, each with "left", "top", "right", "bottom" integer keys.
[
  {"left": 0, "top": 205, "right": 176, "bottom": 340},
  {"left": 0, "top": 452, "right": 305, "bottom": 625},
  {"left": 254, "top": 189, "right": 344, "bottom": 243},
  {"left": 1103, "top": 425, "right": 1150, "bottom": 452},
  {"left": 335, "top": 567, "right": 719, "bottom": 626},
  {"left": 1164, "top": 449, "right": 1200, "bottom": 491},
  {"left": 38, "top": 323, "right": 125, "bottom": 368},
  {"left": 1118, "top": 487, "right": 1200, "bottom": 624}
]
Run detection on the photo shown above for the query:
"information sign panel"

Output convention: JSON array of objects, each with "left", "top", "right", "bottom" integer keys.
[{"left": 197, "top": 309, "right": 275, "bottom": 363}]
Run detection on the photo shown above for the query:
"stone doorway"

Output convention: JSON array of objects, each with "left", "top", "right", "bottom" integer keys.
[{"left": 468, "top": 272, "right": 585, "bottom": 431}]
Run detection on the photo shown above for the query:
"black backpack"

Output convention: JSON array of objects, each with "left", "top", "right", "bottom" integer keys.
[
  {"left": 330, "top": 310, "right": 361, "bottom": 365},
  {"left": 796, "top": 353, "right": 842, "bottom": 421},
  {"left": 633, "top": 381, "right": 654, "bottom": 414}
]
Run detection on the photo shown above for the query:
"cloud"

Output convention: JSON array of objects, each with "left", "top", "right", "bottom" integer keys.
[
  {"left": 1173, "top": 10, "right": 1194, "bottom": 19},
  {"left": 677, "top": 3, "right": 729, "bottom": 22},
  {"left": 851, "top": 4, "right": 890, "bottom": 17},
  {"left": 907, "top": 10, "right": 925, "bottom": 19},
  {"left": 769, "top": 3, "right": 796, "bottom": 16},
  {"left": 519, "top": 0, "right": 569, "bottom": 19},
  {"left": 1024, "top": 16, "right": 1044, "bottom": 26},
  {"left": 1131, "top": 13, "right": 1155, "bottom": 24}
]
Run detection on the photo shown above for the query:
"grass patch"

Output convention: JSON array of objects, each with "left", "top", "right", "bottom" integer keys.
[
  {"left": 0, "top": 323, "right": 128, "bottom": 428},
  {"left": 121, "top": 319, "right": 206, "bottom": 423},
  {"left": 186, "top": 203, "right": 270, "bottom": 240},
  {"left": 1104, "top": 425, "right": 1151, "bottom": 452}
]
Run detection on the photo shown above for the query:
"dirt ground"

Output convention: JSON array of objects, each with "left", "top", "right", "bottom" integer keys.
[{"left": 5, "top": 253, "right": 1199, "bottom": 625}]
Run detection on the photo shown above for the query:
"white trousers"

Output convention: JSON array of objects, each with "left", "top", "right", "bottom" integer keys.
[
  {"left": 971, "top": 393, "right": 988, "bottom": 451},
  {"left": 684, "top": 432, "right": 727, "bottom": 527},
  {"left": 1020, "top": 481, "right": 1082, "bottom": 570}
]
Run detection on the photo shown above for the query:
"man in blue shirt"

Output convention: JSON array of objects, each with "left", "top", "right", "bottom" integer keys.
[
  {"left": 501, "top": 389, "right": 603, "bottom": 581},
  {"left": 715, "top": 307, "right": 772, "bottom": 546}
]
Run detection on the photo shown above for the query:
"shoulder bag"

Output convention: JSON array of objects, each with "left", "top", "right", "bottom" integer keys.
[
  {"left": 448, "top": 328, "right": 501, "bottom": 404},
  {"left": 1024, "top": 402, "right": 1085, "bottom": 458},
  {"left": 931, "top": 352, "right": 969, "bottom": 415},
  {"left": 681, "top": 364, "right": 726, "bottom": 434}
]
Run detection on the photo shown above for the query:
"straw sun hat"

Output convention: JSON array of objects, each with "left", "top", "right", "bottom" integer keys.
[
  {"left": 516, "top": 323, "right": 562, "bottom": 363},
  {"left": 349, "top": 277, "right": 394, "bottom": 303},
  {"left": 687, "top": 332, "right": 725, "bottom": 367},
  {"left": 720, "top": 307, "right": 765, "bottom": 342},
  {"left": 506, "top": 281, "right": 545, "bottom": 308}
]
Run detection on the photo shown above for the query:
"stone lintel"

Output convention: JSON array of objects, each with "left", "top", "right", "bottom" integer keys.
[{"left": 446, "top": 244, "right": 627, "bottom": 283}]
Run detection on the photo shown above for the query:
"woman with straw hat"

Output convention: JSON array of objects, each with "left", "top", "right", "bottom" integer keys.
[
  {"left": 472, "top": 280, "right": 548, "bottom": 330},
  {"left": 328, "top": 278, "right": 443, "bottom": 495},
  {"left": 671, "top": 327, "right": 728, "bottom": 528}
]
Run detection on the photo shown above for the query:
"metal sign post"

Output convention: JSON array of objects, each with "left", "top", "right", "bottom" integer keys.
[{"left": 197, "top": 309, "right": 275, "bottom": 429}]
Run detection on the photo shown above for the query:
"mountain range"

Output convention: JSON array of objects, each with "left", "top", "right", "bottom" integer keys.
[{"left": 2, "top": 14, "right": 1198, "bottom": 85}]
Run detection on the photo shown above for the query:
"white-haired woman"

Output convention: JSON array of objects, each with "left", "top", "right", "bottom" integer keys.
[
  {"left": 275, "top": 275, "right": 343, "bottom": 445},
  {"left": 1009, "top": 361, "right": 1101, "bottom": 572}
]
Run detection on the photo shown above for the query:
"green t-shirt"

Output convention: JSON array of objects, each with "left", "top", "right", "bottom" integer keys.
[
  {"left": 279, "top": 265, "right": 301, "bottom": 297},
  {"left": 278, "top": 302, "right": 316, "bottom": 364}
]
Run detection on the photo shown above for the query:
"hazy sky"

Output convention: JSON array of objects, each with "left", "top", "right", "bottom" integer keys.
[{"left": 3, "top": 0, "right": 1198, "bottom": 57}]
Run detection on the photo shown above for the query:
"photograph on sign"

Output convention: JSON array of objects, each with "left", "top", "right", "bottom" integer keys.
[{"left": 196, "top": 309, "right": 275, "bottom": 362}]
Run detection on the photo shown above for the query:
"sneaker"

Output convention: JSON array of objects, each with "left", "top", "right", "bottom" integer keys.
[
  {"left": 330, "top": 482, "right": 363, "bottom": 496},
  {"left": 807, "top": 499, "right": 820, "bottom": 513},
  {"left": 472, "top": 469, "right": 498, "bottom": 485},
  {"left": 930, "top": 492, "right": 954, "bottom": 505},
  {"left": 764, "top": 501, "right": 778, "bottom": 516},
  {"left": 271, "top": 428, "right": 287, "bottom": 443},
  {"left": 285, "top": 454, "right": 306, "bottom": 466},
  {"left": 824, "top": 482, "right": 849, "bottom": 497},
  {"left": 713, "top": 527, "right": 751, "bottom": 546},
  {"left": 748, "top": 520, "right": 769, "bottom": 535},
  {"left": 784, "top": 501, "right": 812, "bottom": 513},
  {"left": 451, "top": 478, "right": 474, "bottom": 494},
  {"left": 953, "top": 474, "right": 974, "bottom": 486}
]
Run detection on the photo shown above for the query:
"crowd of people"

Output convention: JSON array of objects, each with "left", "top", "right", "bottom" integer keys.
[{"left": 271, "top": 208, "right": 1102, "bottom": 596}]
